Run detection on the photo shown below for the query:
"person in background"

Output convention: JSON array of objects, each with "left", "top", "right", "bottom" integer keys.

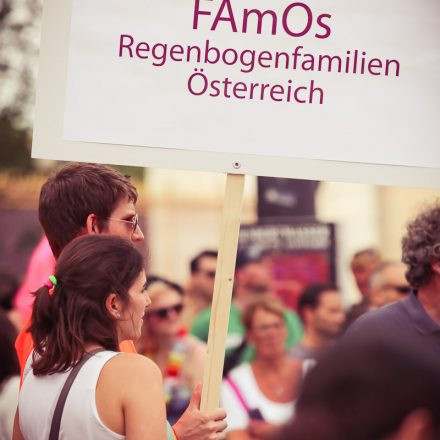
[
  {"left": 345, "top": 248, "right": 382, "bottom": 327},
  {"left": 368, "top": 261, "right": 411, "bottom": 308},
  {"left": 290, "top": 284, "right": 345, "bottom": 361},
  {"left": 13, "top": 236, "right": 56, "bottom": 325},
  {"left": 277, "top": 334, "right": 440, "bottom": 440},
  {"left": 0, "top": 270, "right": 22, "bottom": 331},
  {"left": 347, "top": 203, "right": 440, "bottom": 362},
  {"left": 136, "top": 276, "right": 207, "bottom": 425},
  {"left": 191, "top": 259, "right": 303, "bottom": 369},
  {"left": 14, "top": 162, "right": 227, "bottom": 440},
  {"left": 221, "top": 297, "right": 307, "bottom": 440},
  {"left": 181, "top": 250, "right": 217, "bottom": 329},
  {"left": 15, "top": 236, "right": 227, "bottom": 440},
  {"left": 0, "top": 310, "right": 20, "bottom": 439}
]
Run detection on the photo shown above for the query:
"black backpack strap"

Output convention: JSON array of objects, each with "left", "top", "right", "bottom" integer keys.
[{"left": 48, "top": 348, "right": 106, "bottom": 440}]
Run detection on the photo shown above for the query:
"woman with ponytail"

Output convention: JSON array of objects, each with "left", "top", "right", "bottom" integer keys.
[{"left": 14, "top": 235, "right": 226, "bottom": 440}]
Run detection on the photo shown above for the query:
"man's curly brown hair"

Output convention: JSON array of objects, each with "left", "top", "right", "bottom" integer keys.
[{"left": 402, "top": 202, "right": 440, "bottom": 288}]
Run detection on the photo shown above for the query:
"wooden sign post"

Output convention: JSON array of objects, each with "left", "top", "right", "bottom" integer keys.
[{"left": 200, "top": 173, "right": 245, "bottom": 410}]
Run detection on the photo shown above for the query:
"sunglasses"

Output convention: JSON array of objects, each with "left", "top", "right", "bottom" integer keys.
[{"left": 148, "top": 303, "right": 183, "bottom": 319}]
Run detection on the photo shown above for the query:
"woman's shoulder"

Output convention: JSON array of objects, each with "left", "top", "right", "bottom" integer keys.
[
  {"left": 97, "top": 352, "right": 164, "bottom": 405},
  {"left": 102, "top": 352, "right": 162, "bottom": 382},
  {"left": 284, "top": 357, "right": 305, "bottom": 378}
]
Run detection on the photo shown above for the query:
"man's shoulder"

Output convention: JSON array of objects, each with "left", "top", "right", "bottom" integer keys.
[
  {"left": 193, "top": 306, "right": 212, "bottom": 323},
  {"left": 190, "top": 307, "right": 212, "bottom": 340},
  {"left": 289, "top": 343, "right": 315, "bottom": 360},
  {"left": 346, "top": 298, "right": 410, "bottom": 335}
]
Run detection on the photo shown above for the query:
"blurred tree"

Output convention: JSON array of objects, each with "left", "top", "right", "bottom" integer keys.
[
  {"left": 0, "top": 0, "right": 41, "bottom": 172},
  {"left": 0, "top": 0, "right": 146, "bottom": 178},
  {"left": 0, "top": 0, "right": 41, "bottom": 125}
]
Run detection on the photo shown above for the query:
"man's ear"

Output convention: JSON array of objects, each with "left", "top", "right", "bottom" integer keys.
[
  {"left": 86, "top": 213, "right": 99, "bottom": 235},
  {"left": 105, "top": 293, "right": 122, "bottom": 319}
]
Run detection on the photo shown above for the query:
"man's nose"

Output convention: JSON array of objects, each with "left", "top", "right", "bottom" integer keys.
[{"left": 132, "top": 224, "right": 145, "bottom": 242}]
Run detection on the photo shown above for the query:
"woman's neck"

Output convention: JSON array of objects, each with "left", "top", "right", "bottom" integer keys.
[
  {"left": 83, "top": 342, "right": 105, "bottom": 352},
  {"left": 252, "top": 352, "right": 287, "bottom": 371},
  {"left": 251, "top": 353, "right": 300, "bottom": 403}
]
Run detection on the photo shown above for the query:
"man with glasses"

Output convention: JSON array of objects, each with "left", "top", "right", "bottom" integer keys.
[
  {"left": 15, "top": 162, "right": 227, "bottom": 440},
  {"left": 369, "top": 261, "right": 411, "bottom": 308},
  {"left": 347, "top": 203, "right": 440, "bottom": 361}
]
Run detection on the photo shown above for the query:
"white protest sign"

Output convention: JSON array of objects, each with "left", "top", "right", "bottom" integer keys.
[{"left": 32, "top": 0, "right": 440, "bottom": 186}]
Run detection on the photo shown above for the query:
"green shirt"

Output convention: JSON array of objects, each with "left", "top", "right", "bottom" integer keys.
[{"left": 190, "top": 303, "right": 303, "bottom": 362}]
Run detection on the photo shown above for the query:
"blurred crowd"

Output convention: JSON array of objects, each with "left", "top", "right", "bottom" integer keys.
[{"left": 1, "top": 162, "right": 439, "bottom": 440}]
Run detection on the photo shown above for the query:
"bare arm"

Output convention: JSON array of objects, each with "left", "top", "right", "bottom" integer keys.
[
  {"left": 119, "top": 355, "right": 168, "bottom": 440},
  {"left": 185, "top": 336, "right": 207, "bottom": 390}
]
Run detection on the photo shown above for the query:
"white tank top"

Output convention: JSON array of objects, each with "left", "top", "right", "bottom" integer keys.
[{"left": 19, "top": 350, "right": 124, "bottom": 440}]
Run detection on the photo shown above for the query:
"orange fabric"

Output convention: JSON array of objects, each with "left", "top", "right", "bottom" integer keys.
[
  {"left": 119, "top": 340, "right": 137, "bottom": 353},
  {"left": 15, "top": 318, "right": 34, "bottom": 387},
  {"left": 16, "top": 322, "right": 137, "bottom": 387}
]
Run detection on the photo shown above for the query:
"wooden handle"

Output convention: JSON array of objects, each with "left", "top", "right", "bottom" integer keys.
[{"left": 200, "top": 173, "right": 245, "bottom": 411}]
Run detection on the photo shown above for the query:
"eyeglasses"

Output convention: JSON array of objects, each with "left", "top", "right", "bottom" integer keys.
[
  {"left": 382, "top": 284, "right": 411, "bottom": 295},
  {"left": 148, "top": 303, "right": 183, "bottom": 320},
  {"left": 106, "top": 213, "right": 139, "bottom": 235},
  {"left": 243, "top": 284, "right": 270, "bottom": 295},
  {"left": 252, "top": 321, "right": 285, "bottom": 335}
]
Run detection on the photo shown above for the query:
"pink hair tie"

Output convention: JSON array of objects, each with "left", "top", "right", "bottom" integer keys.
[{"left": 44, "top": 275, "right": 58, "bottom": 296}]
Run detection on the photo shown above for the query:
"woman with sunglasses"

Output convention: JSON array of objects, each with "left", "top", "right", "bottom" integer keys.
[
  {"left": 14, "top": 236, "right": 226, "bottom": 440},
  {"left": 136, "top": 276, "right": 207, "bottom": 425}
]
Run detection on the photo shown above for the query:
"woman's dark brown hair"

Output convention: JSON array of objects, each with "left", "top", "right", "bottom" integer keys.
[{"left": 29, "top": 235, "right": 144, "bottom": 376}]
